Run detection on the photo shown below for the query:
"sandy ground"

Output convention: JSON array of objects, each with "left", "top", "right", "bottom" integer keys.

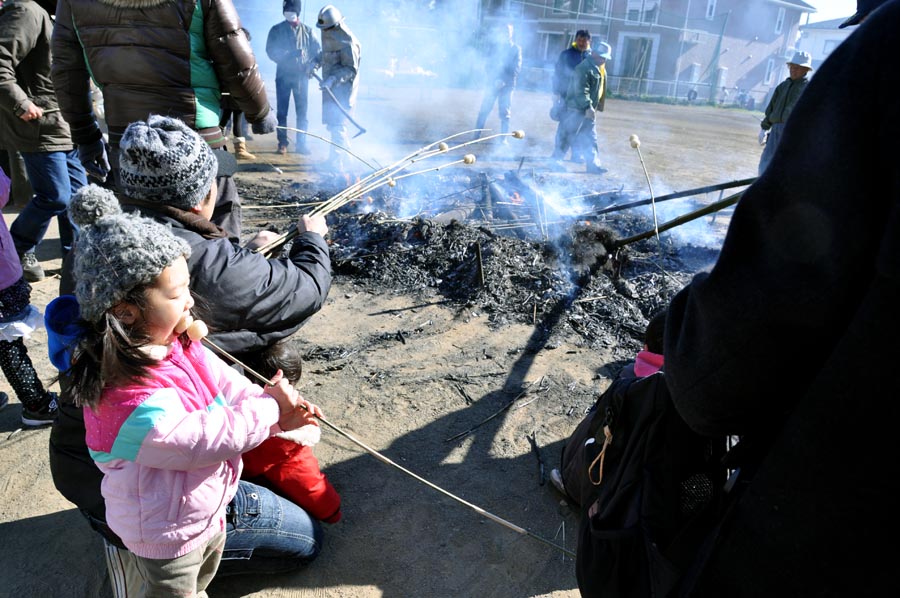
[{"left": 0, "top": 85, "right": 761, "bottom": 598}]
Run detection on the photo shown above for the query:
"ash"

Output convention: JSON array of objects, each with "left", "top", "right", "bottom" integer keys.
[{"left": 242, "top": 172, "right": 722, "bottom": 353}]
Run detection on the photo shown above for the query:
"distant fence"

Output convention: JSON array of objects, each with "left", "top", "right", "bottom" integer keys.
[{"left": 519, "top": 67, "right": 765, "bottom": 109}]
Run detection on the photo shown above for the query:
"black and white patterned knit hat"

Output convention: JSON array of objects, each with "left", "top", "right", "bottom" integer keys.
[
  {"left": 118, "top": 115, "right": 218, "bottom": 210},
  {"left": 68, "top": 184, "right": 192, "bottom": 323}
]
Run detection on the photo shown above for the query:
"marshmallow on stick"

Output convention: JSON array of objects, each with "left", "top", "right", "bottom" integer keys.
[{"left": 175, "top": 315, "right": 209, "bottom": 341}]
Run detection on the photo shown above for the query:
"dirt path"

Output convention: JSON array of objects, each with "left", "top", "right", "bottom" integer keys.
[{"left": 0, "top": 86, "right": 761, "bottom": 598}]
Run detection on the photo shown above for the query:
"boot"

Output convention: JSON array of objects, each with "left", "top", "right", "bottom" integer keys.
[{"left": 234, "top": 137, "right": 256, "bottom": 160}]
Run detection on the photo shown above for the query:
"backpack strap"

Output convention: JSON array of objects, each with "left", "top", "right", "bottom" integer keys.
[{"left": 587, "top": 424, "right": 613, "bottom": 486}]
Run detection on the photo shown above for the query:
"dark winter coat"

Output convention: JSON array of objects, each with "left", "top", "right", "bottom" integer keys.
[
  {"left": 664, "top": 2, "right": 900, "bottom": 595},
  {"left": 486, "top": 40, "right": 521, "bottom": 89},
  {"left": 122, "top": 203, "right": 332, "bottom": 354},
  {"left": 266, "top": 19, "right": 320, "bottom": 81},
  {"left": 0, "top": 0, "right": 74, "bottom": 152},
  {"left": 51, "top": 0, "right": 269, "bottom": 147},
  {"left": 760, "top": 75, "right": 808, "bottom": 130},
  {"left": 552, "top": 44, "right": 587, "bottom": 97}
]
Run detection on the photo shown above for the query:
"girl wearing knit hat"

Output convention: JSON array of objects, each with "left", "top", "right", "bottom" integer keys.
[{"left": 50, "top": 184, "right": 324, "bottom": 595}]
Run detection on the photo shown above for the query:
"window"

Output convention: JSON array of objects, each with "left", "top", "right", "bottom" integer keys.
[
  {"left": 775, "top": 7, "right": 785, "bottom": 34},
  {"left": 764, "top": 57, "right": 776, "bottom": 84},
  {"left": 582, "top": 0, "right": 608, "bottom": 14},
  {"left": 553, "top": 0, "right": 575, "bottom": 15},
  {"left": 706, "top": 0, "right": 717, "bottom": 20},
  {"left": 626, "top": 0, "right": 659, "bottom": 24},
  {"left": 823, "top": 39, "right": 839, "bottom": 55}
]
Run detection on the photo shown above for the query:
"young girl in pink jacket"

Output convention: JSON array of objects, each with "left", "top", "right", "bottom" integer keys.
[{"left": 60, "top": 184, "right": 323, "bottom": 596}]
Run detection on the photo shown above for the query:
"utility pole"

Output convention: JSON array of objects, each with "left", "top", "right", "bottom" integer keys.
[
  {"left": 673, "top": 0, "right": 694, "bottom": 99},
  {"left": 708, "top": 10, "right": 730, "bottom": 104}
]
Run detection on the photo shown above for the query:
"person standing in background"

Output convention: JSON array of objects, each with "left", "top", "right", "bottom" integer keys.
[
  {"left": 561, "top": 44, "right": 611, "bottom": 175},
  {"left": 550, "top": 29, "right": 591, "bottom": 162},
  {"left": 267, "top": 0, "right": 321, "bottom": 156},
  {"left": 316, "top": 4, "right": 361, "bottom": 172},
  {"left": 757, "top": 51, "right": 812, "bottom": 174},
  {"left": 0, "top": 0, "right": 87, "bottom": 282},
  {"left": 474, "top": 23, "right": 521, "bottom": 144}
]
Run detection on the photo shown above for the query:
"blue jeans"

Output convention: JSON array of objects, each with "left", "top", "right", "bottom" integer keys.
[
  {"left": 475, "top": 84, "right": 513, "bottom": 134},
  {"left": 216, "top": 480, "right": 323, "bottom": 576},
  {"left": 275, "top": 75, "right": 310, "bottom": 147},
  {"left": 13, "top": 149, "right": 86, "bottom": 255}
]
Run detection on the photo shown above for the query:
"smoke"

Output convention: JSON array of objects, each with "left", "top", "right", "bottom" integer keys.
[{"left": 234, "top": 1, "right": 484, "bottom": 89}]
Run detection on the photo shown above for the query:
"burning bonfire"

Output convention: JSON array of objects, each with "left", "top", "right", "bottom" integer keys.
[{"left": 241, "top": 141, "right": 746, "bottom": 353}]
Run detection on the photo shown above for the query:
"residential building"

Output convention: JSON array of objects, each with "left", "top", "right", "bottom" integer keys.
[
  {"left": 796, "top": 18, "right": 852, "bottom": 69},
  {"left": 479, "top": 0, "right": 818, "bottom": 106}
]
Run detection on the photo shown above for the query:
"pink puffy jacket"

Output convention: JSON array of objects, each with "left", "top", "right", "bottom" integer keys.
[{"left": 85, "top": 340, "right": 281, "bottom": 559}]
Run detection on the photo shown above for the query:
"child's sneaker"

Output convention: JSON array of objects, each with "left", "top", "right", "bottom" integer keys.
[
  {"left": 21, "top": 392, "right": 58, "bottom": 426},
  {"left": 0, "top": 392, "right": 8, "bottom": 411}
]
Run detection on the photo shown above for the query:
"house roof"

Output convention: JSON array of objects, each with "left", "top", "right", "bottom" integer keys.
[
  {"left": 768, "top": 0, "right": 817, "bottom": 11},
  {"left": 800, "top": 17, "right": 849, "bottom": 30}
]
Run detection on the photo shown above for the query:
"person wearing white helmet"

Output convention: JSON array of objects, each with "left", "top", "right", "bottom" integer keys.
[
  {"left": 757, "top": 50, "right": 813, "bottom": 174},
  {"left": 315, "top": 4, "right": 361, "bottom": 171}
]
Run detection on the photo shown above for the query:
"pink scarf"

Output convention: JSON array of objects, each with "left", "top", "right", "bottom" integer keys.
[{"left": 634, "top": 350, "right": 664, "bottom": 377}]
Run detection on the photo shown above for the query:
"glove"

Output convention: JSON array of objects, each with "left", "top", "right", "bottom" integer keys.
[
  {"left": 250, "top": 109, "right": 278, "bottom": 135},
  {"left": 758, "top": 129, "right": 768, "bottom": 145},
  {"left": 320, "top": 76, "right": 337, "bottom": 91},
  {"left": 584, "top": 107, "right": 596, "bottom": 121},
  {"left": 78, "top": 138, "right": 111, "bottom": 183}
]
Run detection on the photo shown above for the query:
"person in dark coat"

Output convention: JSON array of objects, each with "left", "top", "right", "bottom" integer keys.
[
  {"left": 757, "top": 50, "right": 812, "bottom": 174},
  {"left": 474, "top": 23, "right": 521, "bottom": 143},
  {"left": 49, "top": 116, "right": 332, "bottom": 594},
  {"left": 550, "top": 29, "right": 591, "bottom": 161},
  {"left": 663, "top": 1, "right": 900, "bottom": 595},
  {"left": 0, "top": 0, "right": 87, "bottom": 282},
  {"left": 560, "top": 44, "right": 611, "bottom": 174},
  {"left": 267, "top": 0, "right": 320, "bottom": 155}
]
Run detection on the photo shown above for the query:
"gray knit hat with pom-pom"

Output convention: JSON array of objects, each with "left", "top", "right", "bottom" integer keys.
[
  {"left": 69, "top": 184, "right": 192, "bottom": 323},
  {"left": 118, "top": 115, "right": 217, "bottom": 210}
]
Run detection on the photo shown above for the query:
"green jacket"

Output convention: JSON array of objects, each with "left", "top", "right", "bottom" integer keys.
[
  {"left": 0, "top": 0, "right": 74, "bottom": 152},
  {"left": 761, "top": 76, "right": 808, "bottom": 130},
  {"left": 566, "top": 57, "right": 607, "bottom": 113}
]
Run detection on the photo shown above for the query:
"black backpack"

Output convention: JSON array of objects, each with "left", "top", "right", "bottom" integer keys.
[{"left": 566, "top": 372, "right": 727, "bottom": 598}]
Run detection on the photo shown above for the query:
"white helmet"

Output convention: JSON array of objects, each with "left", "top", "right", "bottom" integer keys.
[{"left": 317, "top": 5, "right": 344, "bottom": 29}]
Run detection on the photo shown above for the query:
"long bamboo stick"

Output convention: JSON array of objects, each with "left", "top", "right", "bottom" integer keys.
[
  {"left": 200, "top": 337, "right": 574, "bottom": 558},
  {"left": 611, "top": 190, "right": 744, "bottom": 248}
]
